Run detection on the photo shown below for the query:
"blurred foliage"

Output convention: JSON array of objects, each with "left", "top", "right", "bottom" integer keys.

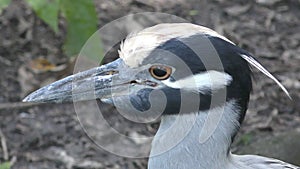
[
  {"left": 60, "top": 0, "right": 99, "bottom": 57},
  {"left": 0, "top": 162, "right": 10, "bottom": 169},
  {"left": 189, "top": 10, "right": 199, "bottom": 16},
  {"left": 24, "top": 0, "right": 101, "bottom": 57},
  {"left": 0, "top": 0, "right": 10, "bottom": 14},
  {"left": 26, "top": 0, "right": 60, "bottom": 33},
  {"left": 237, "top": 133, "right": 253, "bottom": 146}
]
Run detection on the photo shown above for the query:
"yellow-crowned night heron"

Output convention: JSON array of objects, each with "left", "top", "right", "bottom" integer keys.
[{"left": 23, "top": 23, "right": 299, "bottom": 169}]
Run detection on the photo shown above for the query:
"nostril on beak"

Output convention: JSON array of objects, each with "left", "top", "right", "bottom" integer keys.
[
  {"left": 130, "top": 80, "right": 139, "bottom": 84},
  {"left": 129, "top": 80, "right": 157, "bottom": 87}
]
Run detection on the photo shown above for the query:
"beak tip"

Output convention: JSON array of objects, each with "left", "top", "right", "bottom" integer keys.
[
  {"left": 22, "top": 93, "right": 39, "bottom": 103},
  {"left": 22, "top": 97, "right": 29, "bottom": 102},
  {"left": 22, "top": 89, "right": 49, "bottom": 103}
]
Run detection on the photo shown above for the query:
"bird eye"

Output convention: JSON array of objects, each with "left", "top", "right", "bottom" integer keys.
[{"left": 149, "top": 65, "right": 172, "bottom": 80}]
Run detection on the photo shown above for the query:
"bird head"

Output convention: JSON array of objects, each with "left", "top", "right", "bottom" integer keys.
[{"left": 23, "top": 23, "right": 289, "bottom": 122}]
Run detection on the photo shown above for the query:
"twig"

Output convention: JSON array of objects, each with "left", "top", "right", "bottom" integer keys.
[
  {"left": 10, "top": 156, "right": 17, "bottom": 166},
  {"left": 0, "top": 56, "right": 12, "bottom": 66},
  {"left": 0, "top": 128, "right": 8, "bottom": 160},
  {"left": 0, "top": 102, "right": 41, "bottom": 110}
]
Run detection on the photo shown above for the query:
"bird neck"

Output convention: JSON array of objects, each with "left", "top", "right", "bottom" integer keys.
[{"left": 148, "top": 100, "right": 241, "bottom": 169}]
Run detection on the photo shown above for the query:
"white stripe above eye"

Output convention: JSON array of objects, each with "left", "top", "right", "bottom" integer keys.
[
  {"left": 162, "top": 70, "right": 232, "bottom": 94},
  {"left": 240, "top": 54, "right": 291, "bottom": 99}
]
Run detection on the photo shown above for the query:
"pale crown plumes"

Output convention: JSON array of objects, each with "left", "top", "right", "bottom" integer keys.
[
  {"left": 240, "top": 54, "right": 291, "bottom": 99},
  {"left": 119, "top": 23, "right": 234, "bottom": 68}
]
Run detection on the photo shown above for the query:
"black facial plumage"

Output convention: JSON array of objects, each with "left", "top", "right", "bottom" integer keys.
[{"left": 137, "top": 34, "right": 252, "bottom": 123}]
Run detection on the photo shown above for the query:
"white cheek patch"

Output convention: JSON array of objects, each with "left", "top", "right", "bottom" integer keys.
[{"left": 162, "top": 70, "right": 232, "bottom": 94}]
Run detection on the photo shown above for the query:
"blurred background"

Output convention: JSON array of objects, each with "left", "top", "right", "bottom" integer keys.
[{"left": 0, "top": 0, "right": 299, "bottom": 168}]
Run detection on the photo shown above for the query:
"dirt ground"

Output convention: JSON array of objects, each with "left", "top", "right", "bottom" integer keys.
[{"left": 0, "top": 0, "right": 299, "bottom": 169}]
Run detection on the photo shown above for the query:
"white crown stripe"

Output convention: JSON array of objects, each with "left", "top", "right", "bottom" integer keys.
[{"left": 119, "top": 23, "right": 234, "bottom": 68}]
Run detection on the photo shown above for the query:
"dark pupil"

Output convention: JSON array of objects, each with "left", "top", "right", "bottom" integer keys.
[{"left": 153, "top": 68, "right": 167, "bottom": 77}]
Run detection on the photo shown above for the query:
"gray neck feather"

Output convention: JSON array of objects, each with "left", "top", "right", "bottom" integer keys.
[{"left": 148, "top": 101, "right": 241, "bottom": 169}]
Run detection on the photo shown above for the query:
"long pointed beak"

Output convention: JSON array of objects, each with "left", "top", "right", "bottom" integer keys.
[{"left": 23, "top": 59, "right": 126, "bottom": 103}]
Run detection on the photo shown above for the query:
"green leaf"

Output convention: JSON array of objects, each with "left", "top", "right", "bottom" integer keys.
[
  {"left": 0, "top": 162, "right": 11, "bottom": 169},
  {"left": 81, "top": 31, "right": 104, "bottom": 63},
  {"left": 189, "top": 10, "right": 198, "bottom": 16},
  {"left": 237, "top": 133, "right": 253, "bottom": 146},
  {"left": 0, "top": 0, "right": 11, "bottom": 14},
  {"left": 26, "top": 0, "right": 60, "bottom": 33},
  {"left": 60, "top": 0, "right": 99, "bottom": 57}
]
